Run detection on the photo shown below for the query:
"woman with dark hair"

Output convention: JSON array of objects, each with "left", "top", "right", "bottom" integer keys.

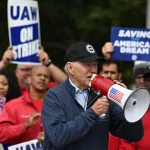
[
  {"left": 0, "top": 69, "right": 21, "bottom": 150},
  {"left": 0, "top": 69, "right": 21, "bottom": 103}
]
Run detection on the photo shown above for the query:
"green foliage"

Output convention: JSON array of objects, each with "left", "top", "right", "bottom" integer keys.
[
  {"left": 39, "top": 0, "right": 146, "bottom": 45},
  {"left": 0, "top": 0, "right": 147, "bottom": 85},
  {"left": 38, "top": 0, "right": 146, "bottom": 86}
]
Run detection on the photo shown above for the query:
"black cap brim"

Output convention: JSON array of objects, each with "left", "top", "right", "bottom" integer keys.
[{"left": 78, "top": 55, "right": 105, "bottom": 63}]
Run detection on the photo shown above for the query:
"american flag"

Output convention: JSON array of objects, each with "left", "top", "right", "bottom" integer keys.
[{"left": 109, "top": 88, "right": 124, "bottom": 103}]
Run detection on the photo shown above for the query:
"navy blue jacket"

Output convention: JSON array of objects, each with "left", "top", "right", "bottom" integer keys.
[{"left": 42, "top": 78, "right": 143, "bottom": 150}]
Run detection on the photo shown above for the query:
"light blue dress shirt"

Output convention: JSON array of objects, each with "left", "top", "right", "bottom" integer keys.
[{"left": 69, "top": 79, "right": 89, "bottom": 111}]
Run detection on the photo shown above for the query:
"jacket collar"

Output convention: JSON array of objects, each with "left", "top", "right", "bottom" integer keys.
[{"left": 64, "top": 78, "right": 97, "bottom": 106}]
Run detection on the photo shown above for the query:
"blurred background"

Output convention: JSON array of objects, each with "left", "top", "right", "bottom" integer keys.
[{"left": 0, "top": 0, "right": 147, "bottom": 86}]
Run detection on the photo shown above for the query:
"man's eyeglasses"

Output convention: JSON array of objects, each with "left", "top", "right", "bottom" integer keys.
[{"left": 18, "top": 68, "right": 32, "bottom": 72}]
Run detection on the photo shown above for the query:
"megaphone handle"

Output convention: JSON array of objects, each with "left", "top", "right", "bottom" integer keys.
[
  {"left": 87, "top": 93, "right": 103, "bottom": 109},
  {"left": 99, "top": 113, "right": 106, "bottom": 119},
  {"left": 87, "top": 93, "right": 107, "bottom": 119},
  {"left": 99, "top": 95, "right": 107, "bottom": 119}
]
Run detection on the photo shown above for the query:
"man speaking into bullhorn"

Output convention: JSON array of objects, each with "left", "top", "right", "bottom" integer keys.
[{"left": 42, "top": 42, "right": 145, "bottom": 150}]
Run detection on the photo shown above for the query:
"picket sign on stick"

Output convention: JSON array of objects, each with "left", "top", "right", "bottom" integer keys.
[{"left": 7, "top": 0, "right": 41, "bottom": 64}]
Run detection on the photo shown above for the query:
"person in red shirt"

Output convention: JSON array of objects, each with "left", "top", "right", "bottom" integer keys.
[{"left": 0, "top": 65, "right": 50, "bottom": 145}]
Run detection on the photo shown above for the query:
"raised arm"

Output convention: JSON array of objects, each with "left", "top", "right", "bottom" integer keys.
[
  {"left": 102, "top": 42, "right": 114, "bottom": 59},
  {"left": 0, "top": 46, "right": 14, "bottom": 69},
  {"left": 37, "top": 45, "right": 67, "bottom": 83}
]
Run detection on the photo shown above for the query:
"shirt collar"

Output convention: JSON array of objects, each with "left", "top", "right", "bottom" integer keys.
[
  {"left": 69, "top": 78, "right": 80, "bottom": 93},
  {"left": 69, "top": 78, "right": 90, "bottom": 93}
]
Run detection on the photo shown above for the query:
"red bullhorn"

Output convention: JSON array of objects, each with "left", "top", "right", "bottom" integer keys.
[{"left": 89, "top": 74, "right": 150, "bottom": 123}]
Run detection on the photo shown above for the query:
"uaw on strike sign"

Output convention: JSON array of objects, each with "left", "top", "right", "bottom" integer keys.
[
  {"left": 7, "top": 0, "right": 41, "bottom": 64},
  {"left": 111, "top": 27, "right": 150, "bottom": 61},
  {"left": 8, "top": 139, "right": 42, "bottom": 150}
]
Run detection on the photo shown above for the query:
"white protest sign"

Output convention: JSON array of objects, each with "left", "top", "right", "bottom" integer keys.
[
  {"left": 8, "top": 139, "right": 42, "bottom": 150},
  {"left": 7, "top": 0, "right": 41, "bottom": 64}
]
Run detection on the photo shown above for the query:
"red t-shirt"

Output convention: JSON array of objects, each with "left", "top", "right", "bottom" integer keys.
[
  {"left": 48, "top": 82, "right": 58, "bottom": 89},
  {"left": 31, "top": 99, "right": 43, "bottom": 112},
  {"left": 30, "top": 98, "right": 43, "bottom": 131}
]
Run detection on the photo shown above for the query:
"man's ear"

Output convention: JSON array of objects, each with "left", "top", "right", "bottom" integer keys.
[{"left": 67, "top": 62, "right": 74, "bottom": 75}]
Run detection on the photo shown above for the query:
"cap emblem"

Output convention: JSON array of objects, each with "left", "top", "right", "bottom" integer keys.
[{"left": 86, "top": 44, "right": 95, "bottom": 53}]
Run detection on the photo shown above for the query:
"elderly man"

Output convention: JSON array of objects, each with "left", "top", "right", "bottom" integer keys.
[{"left": 42, "top": 42, "right": 143, "bottom": 150}]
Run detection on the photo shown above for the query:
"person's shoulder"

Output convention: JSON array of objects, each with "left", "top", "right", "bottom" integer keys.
[
  {"left": 5, "top": 95, "right": 24, "bottom": 109},
  {"left": 45, "top": 81, "right": 70, "bottom": 101},
  {"left": 48, "top": 80, "right": 69, "bottom": 92},
  {"left": 47, "top": 82, "right": 66, "bottom": 93}
]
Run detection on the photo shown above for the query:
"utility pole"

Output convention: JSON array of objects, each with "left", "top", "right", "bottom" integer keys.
[
  {"left": 146, "top": 0, "right": 150, "bottom": 28},
  {"left": 134, "top": 0, "right": 150, "bottom": 65}
]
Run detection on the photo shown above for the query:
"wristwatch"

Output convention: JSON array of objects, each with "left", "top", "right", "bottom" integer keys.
[{"left": 45, "top": 59, "right": 52, "bottom": 67}]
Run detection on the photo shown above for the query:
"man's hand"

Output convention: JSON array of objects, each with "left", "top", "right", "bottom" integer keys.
[
  {"left": 37, "top": 132, "right": 44, "bottom": 144},
  {"left": 37, "top": 45, "right": 50, "bottom": 65},
  {"left": 24, "top": 113, "right": 41, "bottom": 130},
  {"left": 91, "top": 98, "right": 109, "bottom": 116},
  {"left": 114, "top": 80, "right": 127, "bottom": 88},
  {"left": 102, "top": 42, "right": 114, "bottom": 59}
]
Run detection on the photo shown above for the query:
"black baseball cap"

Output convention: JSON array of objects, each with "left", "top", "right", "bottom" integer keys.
[{"left": 64, "top": 42, "right": 104, "bottom": 63}]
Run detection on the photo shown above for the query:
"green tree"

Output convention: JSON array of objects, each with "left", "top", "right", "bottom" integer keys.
[{"left": 0, "top": 0, "right": 147, "bottom": 85}]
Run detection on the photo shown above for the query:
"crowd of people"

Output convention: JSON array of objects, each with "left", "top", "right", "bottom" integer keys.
[
  {"left": 0, "top": 42, "right": 149, "bottom": 150},
  {"left": 102, "top": 42, "right": 150, "bottom": 150},
  {"left": 0, "top": 45, "right": 67, "bottom": 150}
]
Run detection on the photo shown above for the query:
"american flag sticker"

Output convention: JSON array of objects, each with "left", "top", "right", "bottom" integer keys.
[{"left": 109, "top": 88, "right": 124, "bottom": 103}]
